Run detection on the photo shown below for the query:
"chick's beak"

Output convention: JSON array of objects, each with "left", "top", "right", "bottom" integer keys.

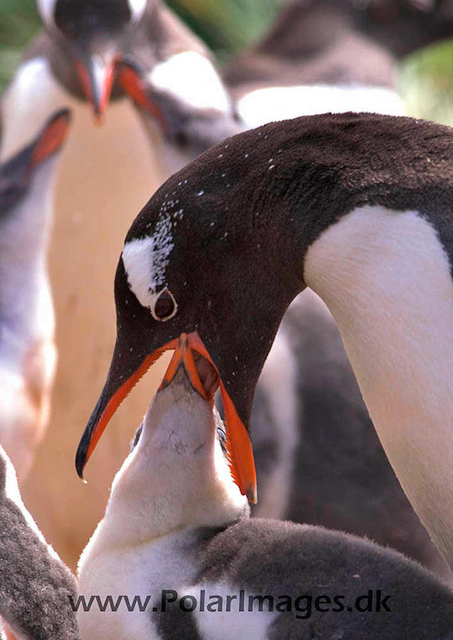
[
  {"left": 76, "top": 331, "right": 257, "bottom": 503},
  {"left": 159, "top": 333, "right": 212, "bottom": 400},
  {"left": 182, "top": 333, "right": 257, "bottom": 503}
]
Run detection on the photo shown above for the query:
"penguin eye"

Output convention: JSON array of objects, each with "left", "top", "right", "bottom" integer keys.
[{"left": 152, "top": 288, "right": 177, "bottom": 322}]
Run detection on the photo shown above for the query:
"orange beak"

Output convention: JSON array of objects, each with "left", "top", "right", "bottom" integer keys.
[
  {"left": 159, "top": 333, "right": 211, "bottom": 400},
  {"left": 117, "top": 58, "right": 168, "bottom": 131},
  {"left": 159, "top": 333, "right": 257, "bottom": 501},
  {"left": 31, "top": 110, "right": 71, "bottom": 168},
  {"left": 76, "top": 57, "right": 116, "bottom": 123},
  {"left": 78, "top": 338, "right": 178, "bottom": 475},
  {"left": 76, "top": 331, "right": 257, "bottom": 503}
]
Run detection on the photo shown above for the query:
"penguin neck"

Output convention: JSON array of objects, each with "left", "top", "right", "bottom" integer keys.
[
  {"left": 304, "top": 204, "right": 453, "bottom": 569},
  {"left": 0, "top": 160, "right": 56, "bottom": 258},
  {"left": 101, "top": 379, "right": 248, "bottom": 548},
  {"left": 0, "top": 159, "right": 57, "bottom": 341}
]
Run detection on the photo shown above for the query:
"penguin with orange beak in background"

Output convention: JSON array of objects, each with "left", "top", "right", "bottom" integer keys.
[
  {"left": 34, "top": 0, "right": 147, "bottom": 121},
  {"left": 1, "top": 0, "right": 148, "bottom": 159},
  {"left": 0, "top": 110, "right": 71, "bottom": 481},
  {"left": 1, "top": 0, "right": 237, "bottom": 161},
  {"left": 116, "top": 55, "right": 244, "bottom": 174}
]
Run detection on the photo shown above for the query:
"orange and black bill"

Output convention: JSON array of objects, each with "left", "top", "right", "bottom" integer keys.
[
  {"left": 116, "top": 57, "right": 169, "bottom": 132},
  {"left": 159, "top": 333, "right": 210, "bottom": 400},
  {"left": 1, "top": 110, "right": 71, "bottom": 213},
  {"left": 75, "top": 337, "right": 177, "bottom": 480},
  {"left": 31, "top": 110, "right": 72, "bottom": 168},
  {"left": 75, "top": 330, "right": 257, "bottom": 503},
  {"left": 76, "top": 53, "right": 115, "bottom": 121}
]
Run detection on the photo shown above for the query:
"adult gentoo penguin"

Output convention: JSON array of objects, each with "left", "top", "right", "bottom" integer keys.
[
  {"left": 0, "top": 110, "right": 70, "bottom": 480},
  {"left": 226, "top": 0, "right": 453, "bottom": 127},
  {"left": 2, "top": 0, "right": 237, "bottom": 567},
  {"left": 77, "top": 113, "right": 453, "bottom": 571},
  {"left": 1, "top": 0, "right": 149, "bottom": 161},
  {"left": 221, "top": 0, "right": 453, "bottom": 576},
  {"left": 0, "top": 444, "right": 79, "bottom": 639},
  {"left": 77, "top": 335, "right": 453, "bottom": 640}
]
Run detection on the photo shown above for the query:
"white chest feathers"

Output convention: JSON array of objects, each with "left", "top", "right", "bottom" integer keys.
[{"left": 305, "top": 204, "right": 453, "bottom": 568}]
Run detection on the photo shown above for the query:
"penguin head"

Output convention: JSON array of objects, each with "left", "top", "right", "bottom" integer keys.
[{"left": 37, "top": 0, "right": 149, "bottom": 119}]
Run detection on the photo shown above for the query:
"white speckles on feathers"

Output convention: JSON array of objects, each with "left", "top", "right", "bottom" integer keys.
[
  {"left": 122, "top": 214, "right": 174, "bottom": 310},
  {"left": 149, "top": 214, "right": 174, "bottom": 293}
]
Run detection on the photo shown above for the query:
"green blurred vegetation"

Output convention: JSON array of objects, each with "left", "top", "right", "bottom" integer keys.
[
  {"left": 167, "top": 0, "right": 282, "bottom": 60},
  {"left": 0, "top": 0, "right": 452, "bottom": 125},
  {"left": 0, "top": 0, "right": 39, "bottom": 90},
  {"left": 399, "top": 40, "right": 453, "bottom": 126}
]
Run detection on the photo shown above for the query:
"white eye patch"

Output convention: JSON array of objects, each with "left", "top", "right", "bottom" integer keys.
[{"left": 122, "top": 228, "right": 175, "bottom": 318}]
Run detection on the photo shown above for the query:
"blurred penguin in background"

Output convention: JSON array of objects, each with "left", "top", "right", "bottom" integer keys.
[
  {"left": 226, "top": 0, "right": 453, "bottom": 126},
  {"left": 0, "top": 110, "right": 70, "bottom": 480}
]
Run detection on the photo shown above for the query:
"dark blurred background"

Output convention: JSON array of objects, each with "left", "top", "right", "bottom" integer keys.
[{"left": 0, "top": 0, "right": 452, "bottom": 122}]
